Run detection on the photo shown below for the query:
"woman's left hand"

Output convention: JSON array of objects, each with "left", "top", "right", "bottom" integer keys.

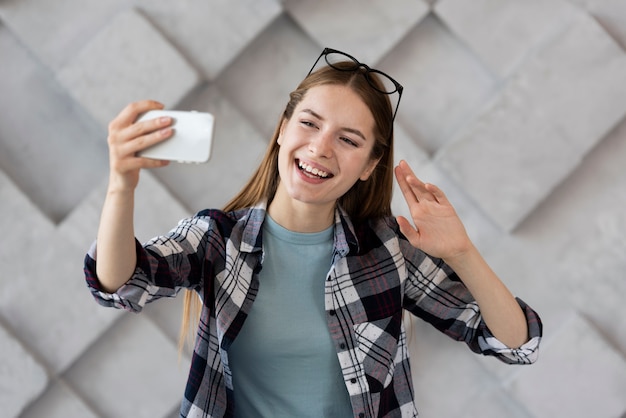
[
  {"left": 394, "top": 160, "right": 472, "bottom": 261},
  {"left": 395, "top": 160, "right": 531, "bottom": 349}
]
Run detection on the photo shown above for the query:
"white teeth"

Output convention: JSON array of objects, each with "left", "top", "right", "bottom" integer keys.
[{"left": 298, "top": 161, "right": 329, "bottom": 178}]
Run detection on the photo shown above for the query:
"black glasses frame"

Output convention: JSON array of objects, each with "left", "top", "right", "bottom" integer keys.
[{"left": 307, "top": 47, "right": 403, "bottom": 127}]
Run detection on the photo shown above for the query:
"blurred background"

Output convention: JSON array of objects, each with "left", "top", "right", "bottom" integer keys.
[{"left": 1, "top": 0, "right": 625, "bottom": 417}]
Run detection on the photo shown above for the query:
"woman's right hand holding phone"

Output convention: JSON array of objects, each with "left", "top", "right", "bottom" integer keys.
[
  {"left": 107, "top": 100, "right": 174, "bottom": 192},
  {"left": 96, "top": 100, "right": 173, "bottom": 292}
]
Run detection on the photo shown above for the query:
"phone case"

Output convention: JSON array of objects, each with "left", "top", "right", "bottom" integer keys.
[{"left": 137, "top": 110, "right": 215, "bottom": 163}]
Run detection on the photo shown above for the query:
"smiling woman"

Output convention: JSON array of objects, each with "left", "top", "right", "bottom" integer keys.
[
  {"left": 84, "top": 47, "right": 542, "bottom": 418},
  {"left": 271, "top": 84, "right": 381, "bottom": 230}
]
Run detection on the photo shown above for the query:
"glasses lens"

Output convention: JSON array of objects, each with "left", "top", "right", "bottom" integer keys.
[
  {"left": 314, "top": 48, "right": 402, "bottom": 126},
  {"left": 324, "top": 51, "right": 359, "bottom": 71},
  {"left": 322, "top": 51, "right": 399, "bottom": 95},
  {"left": 366, "top": 70, "right": 400, "bottom": 95}
]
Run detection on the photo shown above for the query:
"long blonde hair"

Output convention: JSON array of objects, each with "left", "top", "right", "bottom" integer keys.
[{"left": 179, "top": 62, "right": 396, "bottom": 350}]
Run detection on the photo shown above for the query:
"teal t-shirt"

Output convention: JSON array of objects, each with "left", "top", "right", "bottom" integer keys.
[{"left": 228, "top": 215, "right": 353, "bottom": 417}]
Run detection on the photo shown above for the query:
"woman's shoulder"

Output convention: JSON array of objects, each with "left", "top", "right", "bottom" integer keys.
[
  {"left": 194, "top": 206, "right": 260, "bottom": 223},
  {"left": 361, "top": 216, "right": 423, "bottom": 256},
  {"left": 364, "top": 215, "right": 400, "bottom": 236},
  {"left": 190, "top": 206, "right": 265, "bottom": 245},
  {"left": 343, "top": 215, "right": 402, "bottom": 254}
]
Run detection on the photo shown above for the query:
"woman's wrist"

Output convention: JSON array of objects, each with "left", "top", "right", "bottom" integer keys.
[
  {"left": 107, "top": 173, "right": 138, "bottom": 195},
  {"left": 441, "top": 240, "right": 477, "bottom": 271}
]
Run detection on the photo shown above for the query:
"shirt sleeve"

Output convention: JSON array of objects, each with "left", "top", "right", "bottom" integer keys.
[
  {"left": 401, "top": 243, "right": 542, "bottom": 365},
  {"left": 84, "top": 215, "right": 215, "bottom": 313},
  {"left": 474, "top": 297, "right": 542, "bottom": 364}
]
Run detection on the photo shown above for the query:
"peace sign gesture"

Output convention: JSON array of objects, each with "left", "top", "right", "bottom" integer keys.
[{"left": 394, "top": 160, "right": 472, "bottom": 262}]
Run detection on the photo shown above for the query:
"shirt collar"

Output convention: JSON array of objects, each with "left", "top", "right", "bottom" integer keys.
[
  {"left": 239, "top": 201, "right": 268, "bottom": 254},
  {"left": 333, "top": 204, "right": 359, "bottom": 256},
  {"left": 238, "top": 201, "right": 359, "bottom": 256}
]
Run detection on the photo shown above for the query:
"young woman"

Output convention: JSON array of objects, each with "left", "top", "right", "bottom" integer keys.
[{"left": 85, "top": 48, "right": 542, "bottom": 417}]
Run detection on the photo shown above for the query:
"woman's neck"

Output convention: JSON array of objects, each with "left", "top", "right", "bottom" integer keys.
[{"left": 268, "top": 188, "right": 335, "bottom": 233}]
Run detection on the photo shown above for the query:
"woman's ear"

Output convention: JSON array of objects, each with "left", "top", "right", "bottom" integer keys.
[
  {"left": 360, "top": 157, "right": 381, "bottom": 181},
  {"left": 277, "top": 120, "right": 286, "bottom": 145}
]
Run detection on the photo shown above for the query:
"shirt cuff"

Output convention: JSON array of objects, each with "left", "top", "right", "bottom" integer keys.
[
  {"left": 477, "top": 297, "right": 543, "bottom": 364},
  {"left": 84, "top": 239, "right": 146, "bottom": 313}
]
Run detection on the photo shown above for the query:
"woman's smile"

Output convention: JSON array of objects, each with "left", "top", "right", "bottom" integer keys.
[{"left": 296, "top": 159, "right": 333, "bottom": 180}]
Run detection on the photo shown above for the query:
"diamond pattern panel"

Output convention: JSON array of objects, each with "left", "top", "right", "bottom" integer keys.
[
  {"left": 0, "top": 0, "right": 127, "bottom": 72},
  {"left": 505, "top": 313, "right": 626, "bottom": 418},
  {"left": 1, "top": 1, "right": 626, "bottom": 417},
  {"left": 57, "top": 8, "right": 201, "bottom": 127},
  {"left": 62, "top": 314, "right": 188, "bottom": 418},
  {"left": 285, "top": 0, "right": 430, "bottom": 64},
  {"left": 435, "top": 6, "right": 626, "bottom": 231},
  {"left": 19, "top": 381, "right": 99, "bottom": 418},
  {"left": 216, "top": 14, "right": 322, "bottom": 139},
  {"left": 0, "top": 23, "right": 107, "bottom": 223},
  {"left": 0, "top": 171, "right": 121, "bottom": 375},
  {"left": 137, "top": 0, "right": 282, "bottom": 80},
  {"left": 383, "top": 14, "right": 497, "bottom": 154},
  {"left": 0, "top": 323, "right": 48, "bottom": 417},
  {"left": 435, "top": 0, "right": 580, "bottom": 77}
]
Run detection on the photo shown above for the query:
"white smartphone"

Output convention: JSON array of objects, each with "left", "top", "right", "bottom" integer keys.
[{"left": 136, "top": 110, "right": 215, "bottom": 163}]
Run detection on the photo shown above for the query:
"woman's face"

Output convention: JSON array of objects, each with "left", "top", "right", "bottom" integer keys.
[{"left": 275, "top": 84, "right": 380, "bottom": 211}]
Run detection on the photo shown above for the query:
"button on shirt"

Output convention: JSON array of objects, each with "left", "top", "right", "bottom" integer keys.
[{"left": 84, "top": 202, "right": 542, "bottom": 418}]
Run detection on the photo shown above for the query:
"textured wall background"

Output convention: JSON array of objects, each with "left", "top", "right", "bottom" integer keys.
[{"left": 1, "top": 1, "right": 626, "bottom": 417}]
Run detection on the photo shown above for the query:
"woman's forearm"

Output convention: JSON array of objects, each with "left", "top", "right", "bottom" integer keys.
[
  {"left": 95, "top": 187, "right": 137, "bottom": 293},
  {"left": 444, "top": 245, "right": 529, "bottom": 349},
  {"left": 94, "top": 100, "right": 173, "bottom": 293}
]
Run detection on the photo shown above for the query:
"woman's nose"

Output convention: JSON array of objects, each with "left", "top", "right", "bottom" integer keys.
[{"left": 308, "top": 131, "right": 333, "bottom": 157}]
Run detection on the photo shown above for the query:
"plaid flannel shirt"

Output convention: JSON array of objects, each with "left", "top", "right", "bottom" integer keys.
[{"left": 85, "top": 202, "right": 542, "bottom": 417}]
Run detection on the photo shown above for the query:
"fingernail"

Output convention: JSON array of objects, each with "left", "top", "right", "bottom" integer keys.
[{"left": 159, "top": 116, "right": 170, "bottom": 125}]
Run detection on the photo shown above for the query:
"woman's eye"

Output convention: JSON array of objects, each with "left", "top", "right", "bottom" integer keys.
[
  {"left": 301, "top": 120, "right": 316, "bottom": 128},
  {"left": 340, "top": 137, "right": 358, "bottom": 147}
]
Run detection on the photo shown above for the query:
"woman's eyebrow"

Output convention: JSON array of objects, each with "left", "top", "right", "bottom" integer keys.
[{"left": 300, "top": 108, "right": 367, "bottom": 141}]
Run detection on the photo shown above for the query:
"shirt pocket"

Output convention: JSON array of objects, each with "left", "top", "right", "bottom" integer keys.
[{"left": 353, "top": 316, "right": 402, "bottom": 393}]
